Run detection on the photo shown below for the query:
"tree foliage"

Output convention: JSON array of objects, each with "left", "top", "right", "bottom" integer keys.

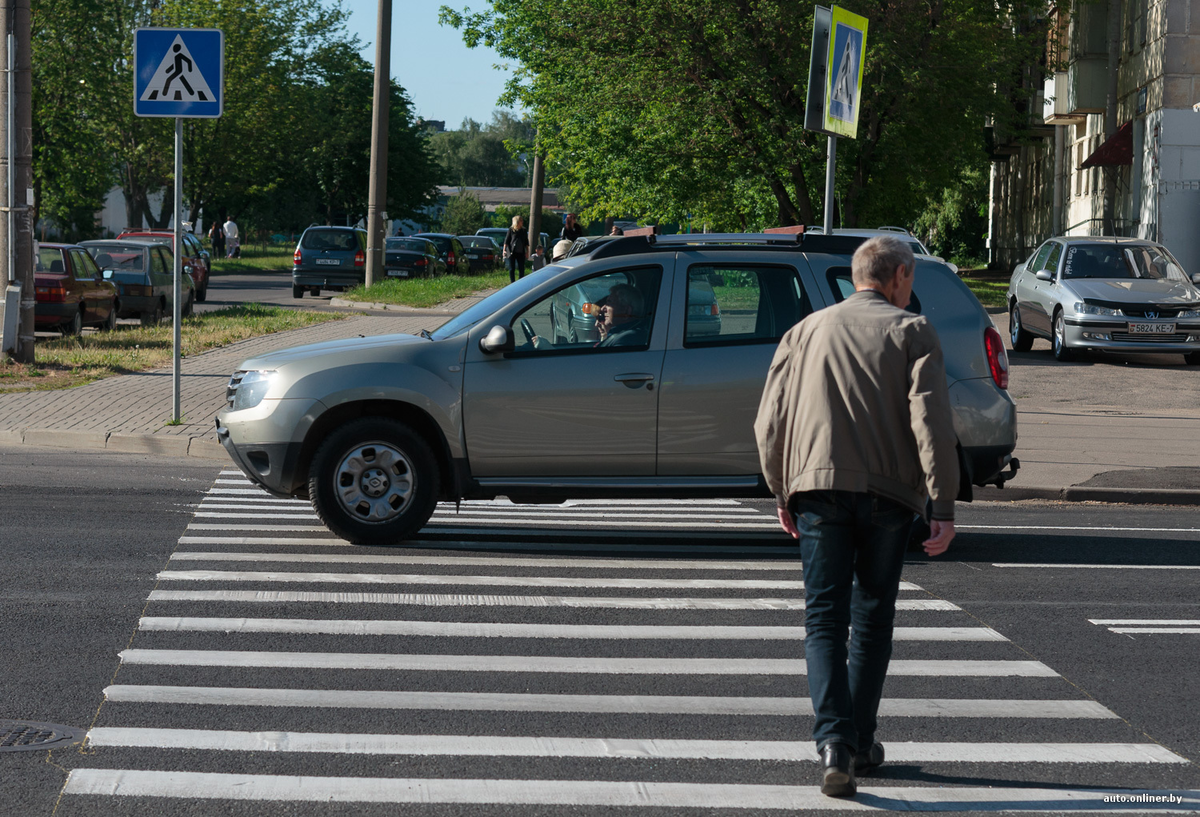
[
  {"left": 440, "top": 0, "right": 1047, "bottom": 233},
  {"left": 428, "top": 112, "right": 535, "bottom": 187},
  {"left": 440, "top": 190, "right": 488, "bottom": 235}
]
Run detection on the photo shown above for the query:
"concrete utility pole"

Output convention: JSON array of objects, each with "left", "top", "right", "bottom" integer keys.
[
  {"left": 1, "top": 0, "right": 32, "bottom": 361},
  {"left": 1101, "top": 0, "right": 1121, "bottom": 235},
  {"left": 364, "top": 0, "right": 392, "bottom": 288},
  {"left": 528, "top": 144, "right": 544, "bottom": 253}
]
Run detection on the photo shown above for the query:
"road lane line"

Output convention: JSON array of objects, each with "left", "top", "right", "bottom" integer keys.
[
  {"left": 101, "top": 686, "right": 1116, "bottom": 718},
  {"left": 145, "top": 590, "right": 956, "bottom": 610},
  {"left": 176, "top": 537, "right": 347, "bottom": 547},
  {"left": 995, "top": 564, "right": 1200, "bottom": 570},
  {"left": 67, "top": 770, "right": 1190, "bottom": 808},
  {"left": 117, "top": 650, "right": 1055, "bottom": 676},
  {"left": 422, "top": 517, "right": 782, "bottom": 528},
  {"left": 172, "top": 538, "right": 796, "bottom": 555},
  {"left": 137, "top": 617, "right": 1003, "bottom": 641},
  {"left": 82, "top": 730, "right": 1181, "bottom": 763},
  {"left": 167, "top": 552, "right": 803, "bottom": 571},
  {"left": 1090, "top": 620, "right": 1200, "bottom": 625},
  {"left": 1107, "top": 628, "right": 1200, "bottom": 634},
  {"left": 154, "top": 570, "right": 832, "bottom": 589},
  {"left": 966, "top": 525, "right": 1200, "bottom": 532},
  {"left": 187, "top": 524, "right": 331, "bottom": 532}
]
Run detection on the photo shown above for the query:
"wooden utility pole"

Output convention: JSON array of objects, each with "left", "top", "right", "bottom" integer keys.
[
  {"left": 364, "top": 0, "right": 391, "bottom": 288},
  {"left": 528, "top": 136, "right": 544, "bottom": 254}
]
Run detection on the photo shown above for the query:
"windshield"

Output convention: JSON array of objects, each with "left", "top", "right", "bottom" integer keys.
[
  {"left": 86, "top": 244, "right": 145, "bottom": 271},
  {"left": 431, "top": 269, "right": 554, "bottom": 340},
  {"left": 386, "top": 238, "right": 428, "bottom": 253},
  {"left": 462, "top": 237, "right": 496, "bottom": 248},
  {"left": 1063, "top": 244, "right": 1189, "bottom": 281}
]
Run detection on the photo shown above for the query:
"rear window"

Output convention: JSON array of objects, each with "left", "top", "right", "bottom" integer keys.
[
  {"left": 387, "top": 238, "right": 428, "bottom": 253},
  {"left": 420, "top": 235, "right": 451, "bottom": 254},
  {"left": 88, "top": 245, "right": 146, "bottom": 271},
  {"left": 302, "top": 229, "right": 359, "bottom": 251},
  {"left": 36, "top": 247, "right": 67, "bottom": 273},
  {"left": 462, "top": 237, "right": 496, "bottom": 249},
  {"left": 825, "top": 266, "right": 922, "bottom": 314}
]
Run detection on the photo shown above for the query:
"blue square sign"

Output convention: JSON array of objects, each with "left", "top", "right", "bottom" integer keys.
[{"left": 134, "top": 28, "right": 224, "bottom": 118}]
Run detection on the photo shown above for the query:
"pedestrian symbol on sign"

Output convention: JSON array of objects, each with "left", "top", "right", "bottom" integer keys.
[{"left": 139, "top": 35, "right": 215, "bottom": 103}]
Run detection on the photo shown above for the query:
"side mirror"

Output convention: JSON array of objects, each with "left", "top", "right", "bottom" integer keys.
[
  {"left": 102, "top": 270, "right": 113, "bottom": 279},
  {"left": 1035, "top": 269, "right": 1054, "bottom": 282},
  {"left": 479, "top": 324, "right": 515, "bottom": 354}
]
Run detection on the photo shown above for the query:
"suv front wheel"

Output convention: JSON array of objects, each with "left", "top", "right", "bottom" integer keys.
[{"left": 308, "top": 418, "right": 439, "bottom": 545}]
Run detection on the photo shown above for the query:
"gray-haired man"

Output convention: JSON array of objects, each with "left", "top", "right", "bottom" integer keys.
[{"left": 754, "top": 235, "right": 959, "bottom": 797}]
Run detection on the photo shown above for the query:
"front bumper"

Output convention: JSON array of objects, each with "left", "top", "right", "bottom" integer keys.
[
  {"left": 1063, "top": 317, "right": 1200, "bottom": 354},
  {"left": 215, "top": 397, "right": 324, "bottom": 497}
]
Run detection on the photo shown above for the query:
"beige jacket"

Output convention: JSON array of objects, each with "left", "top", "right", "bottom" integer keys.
[{"left": 754, "top": 290, "right": 960, "bottom": 520}]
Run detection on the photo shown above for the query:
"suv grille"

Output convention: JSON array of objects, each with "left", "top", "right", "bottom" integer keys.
[{"left": 226, "top": 371, "right": 245, "bottom": 408}]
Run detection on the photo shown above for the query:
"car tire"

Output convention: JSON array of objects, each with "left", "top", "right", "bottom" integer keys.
[
  {"left": 1009, "top": 303, "right": 1034, "bottom": 351},
  {"left": 66, "top": 310, "right": 83, "bottom": 337},
  {"left": 183, "top": 292, "right": 194, "bottom": 317},
  {"left": 142, "top": 303, "right": 164, "bottom": 327},
  {"left": 102, "top": 304, "right": 118, "bottom": 332},
  {"left": 310, "top": 286, "right": 321, "bottom": 296},
  {"left": 196, "top": 284, "right": 207, "bottom": 303},
  {"left": 292, "top": 284, "right": 305, "bottom": 299},
  {"left": 1186, "top": 351, "right": 1200, "bottom": 365},
  {"left": 308, "top": 418, "right": 440, "bottom": 545},
  {"left": 1052, "top": 309, "right": 1073, "bottom": 361}
]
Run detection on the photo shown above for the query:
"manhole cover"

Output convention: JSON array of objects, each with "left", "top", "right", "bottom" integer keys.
[{"left": 0, "top": 719, "right": 85, "bottom": 752}]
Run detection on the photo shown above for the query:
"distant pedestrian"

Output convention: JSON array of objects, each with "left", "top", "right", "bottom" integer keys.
[
  {"left": 503, "top": 215, "right": 528, "bottom": 283},
  {"left": 560, "top": 213, "right": 584, "bottom": 243},
  {"left": 754, "top": 235, "right": 959, "bottom": 798},
  {"left": 223, "top": 216, "right": 240, "bottom": 258},
  {"left": 609, "top": 225, "right": 624, "bottom": 236},
  {"left": 529, "top": 244, "right": 546, "bottom": 271},
  {"left": 209, "top": 220, "right": 225, "bottom": 259}
]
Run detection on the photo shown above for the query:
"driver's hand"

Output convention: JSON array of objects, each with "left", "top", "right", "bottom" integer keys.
[{"left": 532, "top": 336, "right": 543, "bottom": 349}]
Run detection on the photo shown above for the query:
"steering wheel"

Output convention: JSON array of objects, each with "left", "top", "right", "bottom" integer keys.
[{"left": 519, "top": 318, "right": 537, "bottom": 344}]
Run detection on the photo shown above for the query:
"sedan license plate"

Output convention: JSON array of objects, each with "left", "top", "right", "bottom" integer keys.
[
  {"left": 387, "top": 269, "right": 410, "bottom": 277},
  {"left": 315, "top": 258, "right": 341, "bottom": 266},
  {"left": 1127, "top": 322, "right": 1176, "bottom": 334}
]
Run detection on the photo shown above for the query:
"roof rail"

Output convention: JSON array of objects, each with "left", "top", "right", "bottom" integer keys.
[
  {"left": 588, "top": 232, "right": 867, "bottom": 260},
  {"left": 877, "top": 225, "right": 911, "bottom": 234},
  {"left": 649, "top": 232, "right": 805, "bottom": 246}
]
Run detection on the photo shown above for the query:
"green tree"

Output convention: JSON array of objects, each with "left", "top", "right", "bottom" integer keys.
[
  {"left": 441, "top": 190, "right": 488, "bottom": 235},
  {"left": 427, "top": 112, "right": 533, "bottom": 186},
  {"left": 440, "top": 0, "right": 1047, "bottom": 231}
]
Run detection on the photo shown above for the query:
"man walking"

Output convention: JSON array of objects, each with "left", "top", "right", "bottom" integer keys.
[
  {"left": 754, "top": 235, "right": 959, "bottom": 797},
  {"left": 222, "top": 215, "right": 240, "bottom": 258}
]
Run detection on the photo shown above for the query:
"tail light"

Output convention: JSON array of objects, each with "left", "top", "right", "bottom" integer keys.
[
  {"left": 483, "top": 253, "right": 494, "bottom": 261},
  {"left": 35, "top": 286, "right": 66, "bottom": 302},
  {"left": 414, "top": 258, "right": 427, "bottom": 266},
  {"left": 127, "top": 284, "right": 154, "bottom": 297},
  {"left": 710, "top": 304, "right": 720, "bottom": 316},
  {"left": 984, "top": 326, "right": 1009, "bottom": 390},
  {"left": 293, "top": 249, "right": 302, "bottom": 265},
  {"left": 447, "top": 251, "right": 457, "bottom": 267},
  {"left": 354, "top": 250, "right": 365, "bottom": 267}
]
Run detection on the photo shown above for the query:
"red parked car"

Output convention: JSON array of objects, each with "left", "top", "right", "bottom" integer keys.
[
  {"left": 116, "top": 229, "right": 210, "bottom": 302},
  {"left": 34, "top": 243, "right": 120, "bottom": 335}
]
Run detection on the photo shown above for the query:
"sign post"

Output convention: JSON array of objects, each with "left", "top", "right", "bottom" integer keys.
[
  {"left": 134, "top": 27, "right": 223, "bottom": 422},
  {"left": 804, "top": 6, "right": 867, "bottom": 234}
]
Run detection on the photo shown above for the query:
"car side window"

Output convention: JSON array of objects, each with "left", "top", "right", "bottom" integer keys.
[
  {"left": 151, "top": 248, "right": 169, "bottom": 275},
  {"left": 684, "top": 265, "right": 812, "bottom": 347},
  {"left": 71, "top": 249, "right": 98, "bottom": 280},
  {"left": 1044, "top": 243, "right": 1063, "bottom": 277},
  {"left": 1031, "top": 243, "right": 1053, "bottom": 273},
  {"left": 510, "top": 266, "right": 663, "bottom": 356},
  {"left": 825, "top": 266, "right": 922, "bottom": 314}
]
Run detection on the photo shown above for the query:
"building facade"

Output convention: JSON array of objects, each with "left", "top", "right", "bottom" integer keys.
[{"left": 988, "top": 0, "right": 1200, "bottom": 275}]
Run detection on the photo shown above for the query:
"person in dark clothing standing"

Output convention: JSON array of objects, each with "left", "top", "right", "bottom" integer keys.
[
  {"left": 209, "top": 219, "right": 225, "bottom": 260},
  {"left": 560, "top": 212, "right": 584, "bottom": 243},
  {"left": 503, "top": 215, "right": 529, "bottom": 283}
]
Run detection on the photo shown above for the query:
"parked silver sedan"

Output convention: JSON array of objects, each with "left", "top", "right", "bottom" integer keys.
[{"left": 1008, "top": 237, "right": 1200, "bottom": 363}]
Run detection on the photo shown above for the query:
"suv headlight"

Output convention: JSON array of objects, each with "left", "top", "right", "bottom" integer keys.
[
  {"left": 227, "top": 370, "right": 276, "bottom": 411},
  {"left": 1074, "top": 302, "right": 1123, "bottom": 317}
]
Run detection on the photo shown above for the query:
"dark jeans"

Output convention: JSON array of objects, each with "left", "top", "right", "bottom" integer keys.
[
  {"left": 507, "top": 252, "right": 526, "bottom": 282},
  {"left": 793, "top": 490, "right": 914, "bottom": 754}
]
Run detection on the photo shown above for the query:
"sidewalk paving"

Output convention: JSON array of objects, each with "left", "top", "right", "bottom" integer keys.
[{"left": 1, "top": 293, "right": 1197, "bottom": 505}]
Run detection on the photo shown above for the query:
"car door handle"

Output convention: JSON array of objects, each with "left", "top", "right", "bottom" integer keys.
[{"left": 614, "top": 373, "right": 655, "bottom": 389}]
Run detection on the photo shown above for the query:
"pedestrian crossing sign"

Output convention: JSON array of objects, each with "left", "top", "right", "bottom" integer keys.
[
  {"left": 134, "top": 28, "right": 223, "bottom": 118},
  {"left": 823, "top": 6, "right": 868, "bottom": 138}
]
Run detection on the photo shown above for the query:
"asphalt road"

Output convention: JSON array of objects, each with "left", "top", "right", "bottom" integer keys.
[
  {"left": 198, "top": 270, "right": 351, "bottom": 314},
  {"left": 4, "top": 446, "right": 1198, "bottom": 815}
]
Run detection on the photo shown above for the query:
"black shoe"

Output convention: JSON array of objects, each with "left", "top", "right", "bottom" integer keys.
[
  {"left": 820, "top": 742, "right": 857, "bottom": 797},
  {"left": 854, "top": 742, "right": 885, "bottom": 774}
]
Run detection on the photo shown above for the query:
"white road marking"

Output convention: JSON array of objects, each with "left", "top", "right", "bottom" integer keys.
[
  {"left": 83, "top": 729, "right": 1182, "bottom": 763},
  {"left": 207, "top": 488, "right": 301, "bottom": 496},
  {"left": 167, "top": 551, "right": 803, "bottom": 572},
  {"left": 176, "top": 536, "right": 796, "bottom": 555},
  {"left": 137, "top": 617, "right": 1003, "bottom": 642},
  {"left": 195, "top": 512, "right": 321, "bottom": 519},
  {"left": 147, "top": 589, "right": 956, "bottom": 610},
  {"left": 995, "top": 564, "right": 1200, "bottom": 570},
  {"left": 177, "top": 537, "right": 347, "bottom": 547},
  {"left": 67, "top": 770, "right": 1192, "bottom": 809},
  {"left": 1106, "top": 628, "right": 1200, "bottom": 634},
  {"left": 188, "top": 524, "right": 331, "bottom": 532},
  {"left": 213, "top": 479, "right": 254, "bottom": 484},
  {"left": 430, "top": 508, "right": 766, "bottom": 518},
  {"left": 101, "top": 686, "right": 1116, "bottom": 718},
  {"left": 117, "top": 649, "right": 1056, "bottom": 676},
  {"left": 155, "top": 569, "right": 829, "bottom": 589},
  {"left": 1090, "top": 620, "right": 1200, "bottom": 625},
  {"left": 964, "top": 525, "right": 1200, "bottom": 533},
  {"left": 424, "top": 517, "right": 782, "bottom": 528}
]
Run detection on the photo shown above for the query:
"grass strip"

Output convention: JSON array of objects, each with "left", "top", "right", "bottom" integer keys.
[
  {"left": 208, "top": 247, "right": 295, "bottom": 275},
  {"left": 961, "top": 278, "right": 1009, "bottom": 308},
  {"left": 342, "top": 269, "right": 511, "bottom": 309},
  {"left": 0, "top": 304, "right": 344, "bottom": 391}
]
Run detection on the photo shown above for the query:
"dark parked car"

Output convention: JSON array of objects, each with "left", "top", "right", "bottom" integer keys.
[
  {"left": 414, "top": 233, "right": 470, "bottom": 276},
  {"left": 34, "top": 243, "right": 119, "bottom": 335},
  {"left": 384, "top": 237, "right": 445, "bottom": 279},
  {"left": 292, "top": 226, "right": 368, "bottom": 298},
  {"left": 458, "top": 235, "right": 500, "bottom": 272},
  {"left": 116, "top": 229, "right": 210, "bottom": 302},
  {"left": 80, "top": 239, "right": 195, "bottom": 325}
]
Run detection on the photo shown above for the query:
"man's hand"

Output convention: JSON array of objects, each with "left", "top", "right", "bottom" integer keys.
[
  {"left": 923, "top": 519, "right": 955, "bottom": 556},
  {"left": 777, "top": 506, "right": 799, "bottom": 539}
]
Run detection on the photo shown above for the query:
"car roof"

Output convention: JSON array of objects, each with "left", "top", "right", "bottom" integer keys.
[
  {"left": 37, "top": 242, "right": 75, "bottom": 249},
  {"left": 304, "top": 225, "right": 358, "bottom": 231},
  {"left": 81, "top": 239, "right": 157, "bottom": 248},
  {"left": 1052, "top": 236, "right": 1161, "bottom": 246},
  {"left": 415, "top": 232, "right": 457, "bottom": 239}
]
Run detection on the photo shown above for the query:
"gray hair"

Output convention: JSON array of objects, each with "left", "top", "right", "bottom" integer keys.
[{"left": 851, "top": 235, "right": 915, "bottom": 289}]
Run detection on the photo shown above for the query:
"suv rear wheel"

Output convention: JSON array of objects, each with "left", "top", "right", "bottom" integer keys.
[{"left": 308, "top": 418, "right": 439, "bottom": 545}]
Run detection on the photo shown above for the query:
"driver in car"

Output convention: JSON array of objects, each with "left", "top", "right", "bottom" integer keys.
[{"left": 526, "top": 283, "right": 650, "bottom": 350}]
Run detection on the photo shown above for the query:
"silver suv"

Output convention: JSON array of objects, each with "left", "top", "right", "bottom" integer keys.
[{"left": 216, "top": 233, "right": 1019, "bottom": 544}]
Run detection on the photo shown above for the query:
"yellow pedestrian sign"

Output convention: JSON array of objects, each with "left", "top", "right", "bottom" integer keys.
[{"left": 823, "top": 6, "right": 868, "bottom": 138}]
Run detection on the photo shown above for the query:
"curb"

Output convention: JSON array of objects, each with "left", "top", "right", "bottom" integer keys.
[
  {"left": 975, "top": 484, "right": 1200, "bottom": 505},
  {"left": 327, "top": 298, "right": 459, "bottom": 316},
  {"left": 0, "top": 429, "right": 229, "bottom": 461}
]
